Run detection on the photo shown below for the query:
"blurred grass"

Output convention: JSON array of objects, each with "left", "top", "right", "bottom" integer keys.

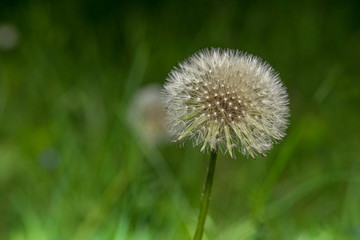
[{"left": 1, "top": 0, "right": 360, "bottom": 239}]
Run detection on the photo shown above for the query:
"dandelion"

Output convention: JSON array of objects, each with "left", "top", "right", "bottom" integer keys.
[
  {"left": 162, "top": 48, "right": 289, "bottom": 240},
  {"left": 127, "top": 84, "right": 170, "bottom": 146},
  {"left": 163, "top": 48, "right": 289, "bottom": 159},
  {"left": 0, "top": 23, "right": 19, "bottom": 51}
]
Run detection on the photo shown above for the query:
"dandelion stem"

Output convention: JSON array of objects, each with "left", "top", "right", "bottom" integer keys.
[{"left": 193, "top": 149, "right": 217, "bottom": 240}]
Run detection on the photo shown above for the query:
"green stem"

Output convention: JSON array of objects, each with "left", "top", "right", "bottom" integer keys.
[{"left": 193, "top": 149, "right": 218, "bottom": 240}]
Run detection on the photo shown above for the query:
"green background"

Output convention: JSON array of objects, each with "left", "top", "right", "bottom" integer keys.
[{"left": 1, "top": 0, "right": 360, "bottom": 239}]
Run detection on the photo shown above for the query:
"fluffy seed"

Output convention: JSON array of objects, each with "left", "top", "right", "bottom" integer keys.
[{"left": 162, "top": 48, "right": 290, "bottom": 158}]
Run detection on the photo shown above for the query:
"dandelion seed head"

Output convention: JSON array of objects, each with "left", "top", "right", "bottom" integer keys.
[
  {"left": 162, "top": 48, "right": 290, "bottom": 158},
  {"left": 0, "top": 23, "right": 19, "bottom": 51},
  {"left": 128, "top": 84, "right": 170, "bottom": 146}
]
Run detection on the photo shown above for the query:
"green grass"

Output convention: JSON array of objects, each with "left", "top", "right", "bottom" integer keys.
[{"left": 1, "top": 0, "right": 360, "bottom": 239}]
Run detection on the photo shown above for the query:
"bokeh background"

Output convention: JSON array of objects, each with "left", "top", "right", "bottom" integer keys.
[{"left": 1, "top": 0, "right": 360, "bottom": 239}]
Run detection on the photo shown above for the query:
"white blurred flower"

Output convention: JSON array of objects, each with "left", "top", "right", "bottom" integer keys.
[
  {"left": 162, "top": 48, "right": 290, "bottom": 158},
  {"left": 127, "top": 84, "right": 170, "bottom": 146},
  {"left": 0, "top": 23, "right": 19, "bottom": 51}
]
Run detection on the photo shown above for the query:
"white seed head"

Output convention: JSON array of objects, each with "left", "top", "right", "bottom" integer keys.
[
  {"left": 162, "top": 48, "right": 290, "bottom": 158},
  {"left": 128, "top": 84, "right": 170, "bottom": 146},
  {"left": 0, "top": 24, "right": 19, "bottom": 51}
]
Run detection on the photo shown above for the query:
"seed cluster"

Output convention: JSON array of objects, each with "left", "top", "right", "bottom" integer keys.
[
  {"left": 163, "top": 48, "right": 289, "bottom": 158},
  {"left": 196, "top": 87, "right": 246, "bottom": 123}
]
